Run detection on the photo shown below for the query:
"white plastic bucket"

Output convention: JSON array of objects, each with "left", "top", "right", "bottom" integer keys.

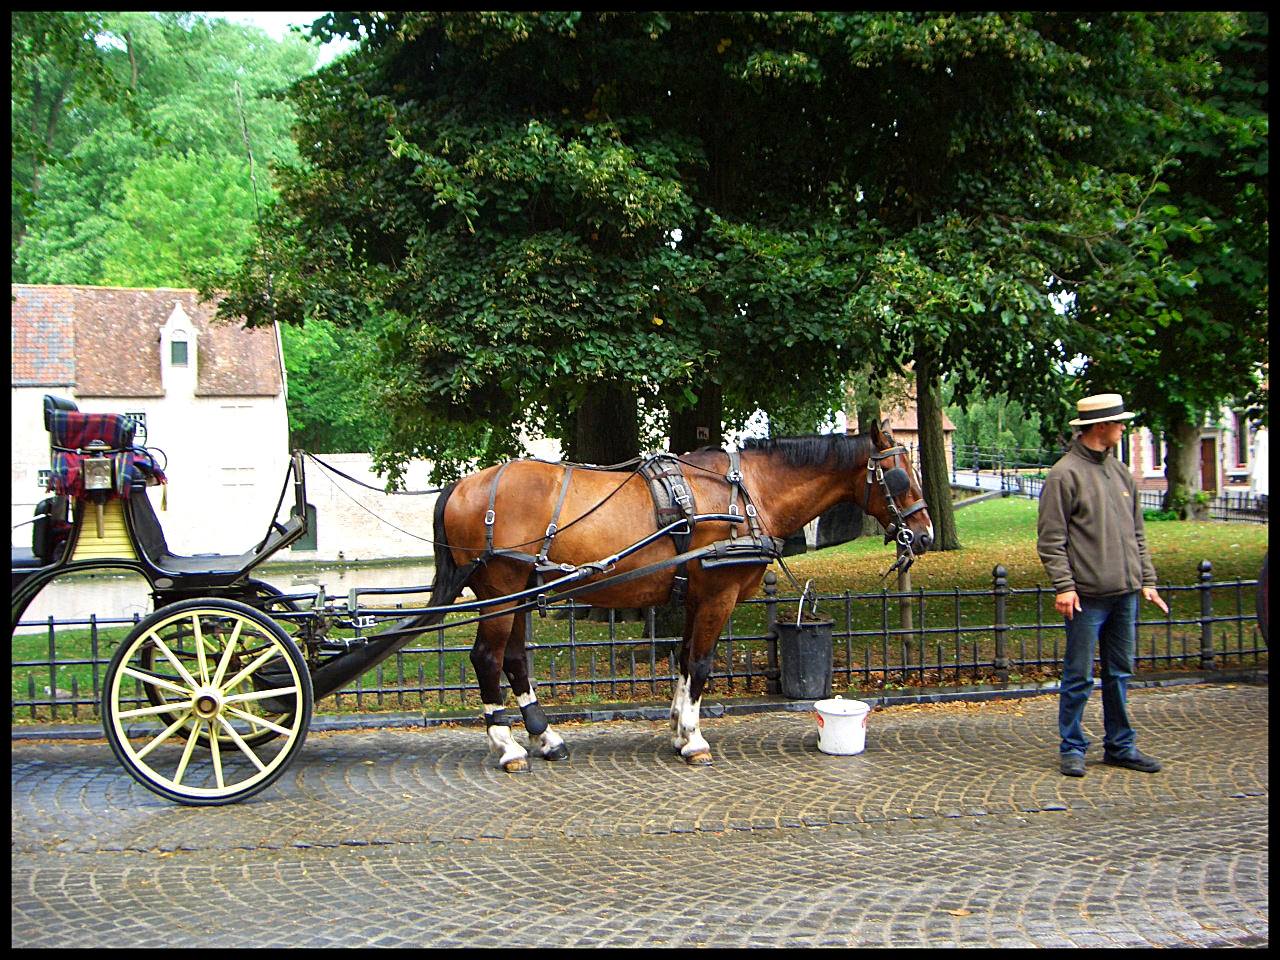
[{"left": 813, "top": 696, "right": 871, "bottom": 755}]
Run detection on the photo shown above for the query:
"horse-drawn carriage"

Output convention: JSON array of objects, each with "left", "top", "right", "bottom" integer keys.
[{"left": 12, "top": 395, "right": 934, "bottom": 805}]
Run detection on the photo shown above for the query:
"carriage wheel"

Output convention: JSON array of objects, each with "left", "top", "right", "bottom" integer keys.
[
  {"left": 102, "top": 598, "right": 312, "bottom": 805},
  {"left": 140, "top": 581, "right": 303, "bottom": 748}
]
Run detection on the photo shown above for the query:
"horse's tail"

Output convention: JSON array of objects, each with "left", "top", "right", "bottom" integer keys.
[
  {"left": 376, "top": 482, "right": 473, "bottom": 636},
  {"left": 427, "top": 481, "right": 474, "bottom": 613}
]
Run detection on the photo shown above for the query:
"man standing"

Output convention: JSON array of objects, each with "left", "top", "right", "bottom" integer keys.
[{"left": 1037, "top": 394, "right": 1170, "bottom": 777}]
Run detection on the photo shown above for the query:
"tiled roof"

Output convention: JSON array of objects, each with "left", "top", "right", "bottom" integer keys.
[
  {"left": 10, "top": 285, "right": 76, "bottom": 386},
  {"left": 10, "top": 284, "right": 282, "bottom": 398}
]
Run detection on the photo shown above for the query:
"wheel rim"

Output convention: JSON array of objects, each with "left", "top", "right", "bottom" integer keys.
[{"left": 104, "top": 601, "right": 310, "bottom": 804}]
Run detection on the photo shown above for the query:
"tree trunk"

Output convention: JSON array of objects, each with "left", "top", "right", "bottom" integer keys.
[
  {"left": 564, "top": 380, "right": 640, "bottom": 465},
  {"left": 1161, "top": 416, "right": 1202, "bottom": 519},
  {"left": 915, "top": 342, "right": 961, "bottom": 550},
  {"left": 666, "top": 382, "right": 723, "bottom": 454}
]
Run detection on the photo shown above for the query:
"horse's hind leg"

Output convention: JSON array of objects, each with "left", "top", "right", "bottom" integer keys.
[
  {"left": 503, "top": 609, "right": 569, "bottom": 762},
  {"left": 470, "top": 610, "right": 529, "bottom": 773}
]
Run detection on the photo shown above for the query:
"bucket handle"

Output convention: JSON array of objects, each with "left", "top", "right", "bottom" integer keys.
[{"left": 797, "top": 579, "right": 820, "bottom": 626}]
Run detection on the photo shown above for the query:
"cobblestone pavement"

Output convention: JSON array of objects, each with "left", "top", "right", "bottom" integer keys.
[{"left": 12, "top": 682, "right": 1268, "bottom": 948}]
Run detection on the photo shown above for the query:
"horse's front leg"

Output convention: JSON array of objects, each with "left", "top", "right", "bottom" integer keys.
[
  {"left": 471, "top": 614, "right": 529, "bottom": 773},
  {"left": 503, "top": 610, "right": 569, "bottom": 762},
  {"left": 669, "top": 594, "right": 735, "bottom": 765}
]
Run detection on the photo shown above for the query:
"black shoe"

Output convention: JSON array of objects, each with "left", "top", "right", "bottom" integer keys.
[
  {"left": 1059, "top": 754, "right": 1086, "bottom": 777},
  {"left": 1103, "top": 750, "right": 1162, "bottom": 773}
]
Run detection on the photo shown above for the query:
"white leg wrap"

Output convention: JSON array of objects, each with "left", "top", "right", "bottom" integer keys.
[
  {"left": 677, "top": 690, "right": 708, "bottom": 759},
  {"left": 669, "top": 676, "right": 690, "bottom": 750},
  {"left": 669, "top": 675, "right": 707, "bottom": 756},
  {"left": 483, "top": 703, "right": 526, "bottom": 767},
  {"left": 486, "top": 723, "right": 527, "bottom": 767}
]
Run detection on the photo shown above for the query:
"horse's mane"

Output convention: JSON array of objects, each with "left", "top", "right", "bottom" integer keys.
[{"left": 739, "top": 432, "right": 877, "bottom": 470}]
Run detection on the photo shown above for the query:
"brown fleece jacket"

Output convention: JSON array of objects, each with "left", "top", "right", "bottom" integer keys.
[{"left": 1036, "top": 439, "right": 1158, "bottom": 598}]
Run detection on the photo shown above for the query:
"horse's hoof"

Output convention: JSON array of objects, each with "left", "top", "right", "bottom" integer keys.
[
  {"left": 501, "top": 756, "right": 530, "bottom": 773},
  {"left": 683, "top": 749, "right": 714, "bottom": 766},
  {"left": 540, "top": 744, "right": 570, "bottom": 762}
]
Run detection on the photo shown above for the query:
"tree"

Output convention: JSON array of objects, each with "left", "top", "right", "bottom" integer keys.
[
  {"left": 1064, "top": 13, "right": 1268, "bottom": 517},
  {"left": 12, "top": 12, "right": 317, "bottom": 285},
  {"left": 279, "top": 318, "right": 384, "bottom": 453},
  {"left": 208, "top": 11, "right": 1253, "bottom": 513},
  {"left": 209, "top": 12, "right": 885, "bottom": 483}
]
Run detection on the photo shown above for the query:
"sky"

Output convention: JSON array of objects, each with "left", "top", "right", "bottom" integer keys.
[{"left": 199, "top": 11, "right": 355, "bottom": 64}]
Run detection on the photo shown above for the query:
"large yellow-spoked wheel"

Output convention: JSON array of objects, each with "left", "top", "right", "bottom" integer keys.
[{"left": 102, "top": 598, "right": 312, "bottom": 805}]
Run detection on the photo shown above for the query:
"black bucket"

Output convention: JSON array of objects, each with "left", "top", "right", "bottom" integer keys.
[{"left": 775, "top": 618, "right": 834, "bottom": 700}]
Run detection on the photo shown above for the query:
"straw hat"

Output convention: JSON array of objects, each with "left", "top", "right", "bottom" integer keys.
[{"left": 1069, "top": 393, "right": 1136, "bottom": 427}]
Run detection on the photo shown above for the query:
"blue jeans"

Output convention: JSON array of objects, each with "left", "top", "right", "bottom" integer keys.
[{"left": 1058, "top": 591, "right": 1138, "bottom": 757}]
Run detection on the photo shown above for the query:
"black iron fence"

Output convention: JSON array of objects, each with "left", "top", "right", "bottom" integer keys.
[
  {"left": 1013, "top": 474, "right": 1268, "bottom": 523},
  {"left": 12, "top": 559, "right": 1266, "bottom": 724}
]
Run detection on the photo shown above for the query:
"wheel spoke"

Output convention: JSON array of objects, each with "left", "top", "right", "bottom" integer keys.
[
  {"left": 223, "top": 705, "right": 295, "bottom": 738},
  {"left": 119, "top": 664, "right": 191, "bottom": 698},
  {"left": 208, "top": 723, "right": 225, "bottom": 790},
  {"left": 171, "top": 717, "right": 203, "bottom": 783},
  {"left": 215, "top": 716, "right": 268, "bottom": 772},
  {"left": 150, "top": 627, "right": 202, "bottom": 689},
  {"left": 117, "top": 700, "right": 196, "bottom": 721},
  {"left": 210, "top": 617, "right": 244, "bottom": 688},
  {"left": 223, "top": 646, "right": 285, "bottom": 691},
  {"left": 134, "top": 710, "right": 197, "bottom": 760},
  {"left": 223, "top": 686, "right": 298, "bottom": 704}
]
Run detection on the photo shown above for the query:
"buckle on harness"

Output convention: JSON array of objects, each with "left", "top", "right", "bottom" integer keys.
[{"left": 484, "top": 509, "right": 496, "bottom": 526}]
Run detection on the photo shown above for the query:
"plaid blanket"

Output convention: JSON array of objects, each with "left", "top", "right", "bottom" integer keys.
[{"left": 47, "top": 410, "right": 165, "bottom": 499}]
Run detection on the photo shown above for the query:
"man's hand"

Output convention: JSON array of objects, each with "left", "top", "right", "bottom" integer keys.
[
  {"left": 1142, "top": 585, "right": 1169, "bottom": 614},
  {"left": 1055, "top": 590, "right": 1082, "bottom": 620}
]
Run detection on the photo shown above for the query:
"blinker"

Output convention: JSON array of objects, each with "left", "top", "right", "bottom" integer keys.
[{"left": 883, "top": 467, "right": 910, "bottom": 497}]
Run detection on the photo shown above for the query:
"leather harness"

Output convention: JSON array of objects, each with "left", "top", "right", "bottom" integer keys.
[{"left": 476, "top": 452, "right": 784, "bottom": 606}]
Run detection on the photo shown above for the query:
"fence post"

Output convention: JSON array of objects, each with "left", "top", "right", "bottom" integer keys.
[
  {"left": 1198, "top": 559, "right": 1216, "bottom": 670},
  {"left": 993, "top": 565, "right": 1010, "bottom": 682},
  {"left": 763, "top": 570, "right": 780, "bottom": 695}
]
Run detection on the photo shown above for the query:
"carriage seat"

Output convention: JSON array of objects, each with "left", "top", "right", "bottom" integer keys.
[{"left": 125, "top": 481, "right": 305, "bottom": 578}]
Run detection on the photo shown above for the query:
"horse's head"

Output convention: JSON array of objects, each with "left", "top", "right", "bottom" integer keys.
[{"left": 864, "top": 420, "right": 934, "bottom": 556}]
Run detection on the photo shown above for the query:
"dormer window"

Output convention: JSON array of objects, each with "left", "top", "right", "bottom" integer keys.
[{"left": 171, "top": 330, "right": 189, "bottom": 366}]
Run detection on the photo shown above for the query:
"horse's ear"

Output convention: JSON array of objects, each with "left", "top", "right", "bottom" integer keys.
[{"left": 871, "top": 418, "right": 889, "bottom": 444}]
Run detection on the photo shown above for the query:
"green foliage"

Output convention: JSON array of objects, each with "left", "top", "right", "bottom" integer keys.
[
  {"left": 12, "top": 12, "right": 317, "bottom": 284},
  {"left": 279, "top": 319, "right": 384, "bottom": 454},
  {"left": 98, "top": 152, "right": 258, "bottom": 287},
  {"left": 945, "top": 386, "right": 1054, "bottom": 467},
  {"left": 206, "top": 12, "right": 1257, "bottom": 483},
  {"left": 1063, "top": 13, "right": 1268, "bottom": 432}
]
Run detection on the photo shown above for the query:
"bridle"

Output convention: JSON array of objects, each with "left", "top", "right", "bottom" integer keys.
[{"left": 861, "top": 443, "right": 929, "bottom": 553}]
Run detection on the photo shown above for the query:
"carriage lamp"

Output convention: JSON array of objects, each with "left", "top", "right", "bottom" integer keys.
[{"left": 83, "top": 439, "right": 114, "bottom": 538}]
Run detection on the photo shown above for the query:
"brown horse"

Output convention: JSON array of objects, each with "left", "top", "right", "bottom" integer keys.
[{"left": 425, "top": 420, "right": 933, "bottom": 771}]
